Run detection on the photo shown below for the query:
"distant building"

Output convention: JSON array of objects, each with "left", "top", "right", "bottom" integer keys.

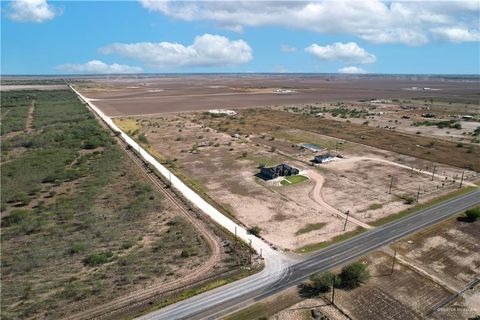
[
  {"left": 370, "top": 99, "right": 392, "bottom": 104},
  {"left": 259, "top": 164, "right": 299, "bottom": 180},
  {"left": 314, "top": 154, "right": 335, "bottom": 164},
  {"left": 422, "top": 113, "right": 437, "bottom": 118},
  {"left": 300, "top": 143, "right": 324, "bottom": 152},
  {"left": 272, "top": 88, "right": 296, "bottom": 94},
  {"left": 209, "top": 109, "right": 237, "bottom": 116}
]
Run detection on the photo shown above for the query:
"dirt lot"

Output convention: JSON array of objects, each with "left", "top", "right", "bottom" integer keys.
[
  {"left": 392, "top": 218, "right": 480, "bottom": 291},
  {"left": 75, "top": 75, "right": 480, "bottom": 116},
  {"left": 115, "top": 114, "right": 361, "bottom": 251},
  {"left": 115, "top": 112, "right": 475, "bottom": 251}
]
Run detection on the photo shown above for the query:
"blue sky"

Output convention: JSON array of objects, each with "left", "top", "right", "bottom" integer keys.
[{"left": 2, "top": 0, "right": 480, "bottom": 75}]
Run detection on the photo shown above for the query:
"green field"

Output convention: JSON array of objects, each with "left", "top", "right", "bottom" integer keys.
[{"left": 281, "top": 175, "right": 309, "bottom": 186}]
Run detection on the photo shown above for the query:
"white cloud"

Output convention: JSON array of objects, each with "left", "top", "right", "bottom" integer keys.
[
  {"left": 338, "top": 66, "right": 367, "bottom": 74},
  {"left": 100, "top": 34, "right": 252, "bottom": 68},
  {"left": 305, "top": 42, "right": 376, "bottom": 64},
  {"left": 139, "top": 1, "right": 480, "bottom": 45},
  {"left": 56, "top": 60, "right": 142, "bottom": 74},
  {"left": 281, "top": 45, "right": 297, "bottom": 53},
  {"left": 8, "top": 0, "right": 60, "bottom": 23},
  {"left": 431, "top": 27, "right": 480, "bottom": 43}
]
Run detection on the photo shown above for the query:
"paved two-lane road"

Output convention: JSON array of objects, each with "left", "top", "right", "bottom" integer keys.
[{"left": 140, "top": 188, "right": 480, "bottom": 320}]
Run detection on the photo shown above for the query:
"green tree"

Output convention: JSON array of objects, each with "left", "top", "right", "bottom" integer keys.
[
  {"left": 339, "top": 262, "right": 370, "bottom": 289},
  {"left": 310, "top": 271, "right": 339, "bottom": 293}
]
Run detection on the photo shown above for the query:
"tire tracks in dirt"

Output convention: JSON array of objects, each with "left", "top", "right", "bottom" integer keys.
[
  {"left": 26, "top": 99, "right": 35, "bottom": 133},
  {"left": 307, "top": 170, "right": 372, "bottom": 230}
]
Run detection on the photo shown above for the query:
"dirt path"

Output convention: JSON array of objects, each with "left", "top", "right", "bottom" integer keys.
[
  {"left": 25, "top": 100, "right": 35, "bottom": 133},
  {"left": 1, "top": 109, "right": 10, "bottom": 121},
  {"left": 307, "top": 170, "right": 373, "bottom": 229}
]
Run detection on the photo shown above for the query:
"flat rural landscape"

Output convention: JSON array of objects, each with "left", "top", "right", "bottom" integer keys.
[
  {"left": 2, "top": 1, "right": 480, "bottom": 319},
  {"left": 77, "top": 75, "right": 479, "bottom": 253},
  {"left": 0, "top": 86, "right": 256, "bottom": 319}
]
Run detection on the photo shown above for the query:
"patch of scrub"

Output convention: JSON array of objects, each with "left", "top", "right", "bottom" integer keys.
[
  {"left": 295, "top": 222, "right": 326, "bottom": 235},
  {"left": 114, "top": 118, "right": 141, "bottom": 133}
]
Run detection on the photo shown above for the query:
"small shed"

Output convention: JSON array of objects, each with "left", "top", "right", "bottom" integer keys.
[{"left": 314, "top": 154, "right": 335, "bottom": 164}]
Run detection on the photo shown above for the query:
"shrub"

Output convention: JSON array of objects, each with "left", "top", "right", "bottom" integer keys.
[
  {"left": 464, "top": 207, "right": 480, "bottom": 222},
  {"left": 83, "top": 251, "right": 114, "bottom": 266},
  {"left": 369, "top": 203, "right": 383, "bottom": 210},
  {"left": 401, "top": 194, "right": 416, "bottom": 205},
  {"left": 2, "top": 209, "right": 33, "bottom": 227},
  {"left": 138, "top": 133, "right": 148, "bottom": 144},
  {"left": 248, "top": 225, "right": 262, "bottom": 237},
  {"left": 83, "top": 136, "right": 101, "bottom": 149},
  {"left": 339, "top": 262, "right": 370, "bottom": 289},
  {"left": 68, "top": 242, "right": 87, "bottom": 255},
  {"left": 180, "top": 248, "right": 198, "bottom": 258}
]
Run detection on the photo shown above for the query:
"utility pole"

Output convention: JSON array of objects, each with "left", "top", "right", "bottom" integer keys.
[
  {"left": 234, "top": 226, "right": 237, "bottom": 251},
  {"left": 416, "top": 185, "right": 421, "bottom": 203},
  {"left": 460, "top": 171, "right": 465, "bottom": 188},
  {"left": 331, "top": 277, "right": 336, "bottom": 305},
  {"left": 431, "top": 165, "right": 437, "bottom": 181},
  {"left": 343, "top": 210, "right": 350, "bottom": 231},
  {"left": 391, "top": 249, "right": 397, "bottom": 275},
  {"left": 388, "top": 176, "right": 394, "bottom": 194},
  {"left": 249, "top": 239, "right": 252, "bottom": 265}
]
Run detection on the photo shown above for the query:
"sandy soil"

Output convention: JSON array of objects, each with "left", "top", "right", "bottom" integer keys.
[{"left": 76, "top": 76, "right": 480, "bottom": 116}]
